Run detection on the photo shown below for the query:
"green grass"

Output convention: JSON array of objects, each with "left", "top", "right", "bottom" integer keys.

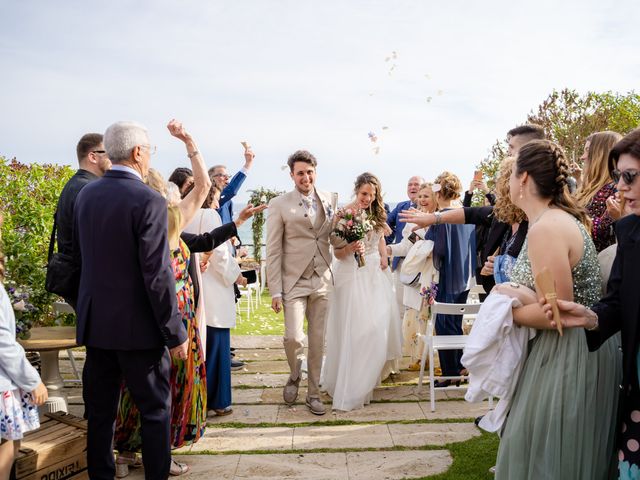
[
  {"left": 232, "top": 289, "right": 284, "bottom": 336},
  {"left": 421, "top": 431, "right": 499, "bottom": 480}
]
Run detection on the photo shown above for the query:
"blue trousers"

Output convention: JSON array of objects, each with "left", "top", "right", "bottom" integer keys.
[
  {"left": 434, "top": 290, "right": 469, "bottom": 376},
  {"left": 205, "top": 327, "right": 232, "bottom": 410}
]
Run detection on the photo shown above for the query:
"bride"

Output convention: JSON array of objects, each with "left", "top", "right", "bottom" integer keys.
[{"left": 321, "top": 172, "right": 402, "bottom": 411}]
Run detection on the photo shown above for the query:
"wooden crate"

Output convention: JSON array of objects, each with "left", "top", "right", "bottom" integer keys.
[{"left": 12, "top": 412, "right": 87, "bottom": 480}]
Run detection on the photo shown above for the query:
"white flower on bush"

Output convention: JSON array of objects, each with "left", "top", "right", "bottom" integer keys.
[{"left": 13, "top": 299, "right": 27, "bottom": 312}]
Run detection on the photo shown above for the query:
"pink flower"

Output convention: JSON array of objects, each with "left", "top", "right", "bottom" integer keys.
[
  {"left": 345, "top": 208, "right": 353, "bottom": 216},
  {"left": 347, "top": 220, "right": 354, "bottom": 227}
]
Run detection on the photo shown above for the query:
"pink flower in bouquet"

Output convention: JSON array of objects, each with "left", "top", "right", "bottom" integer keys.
[
  {"left": 345, "top": 208, "right": 353, "bottom": 216},
  {"left": 347, "top": 220, "right": 353, "bottom": 227}
]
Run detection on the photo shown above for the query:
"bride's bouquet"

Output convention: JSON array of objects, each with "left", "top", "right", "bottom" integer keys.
[{"left": 333, "top": 207, "right": 374, "bottom": 267}]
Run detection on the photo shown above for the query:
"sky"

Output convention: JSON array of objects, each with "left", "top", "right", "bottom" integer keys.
[{"left": 1, "top": 0, "right": 639, "bottom": 203}]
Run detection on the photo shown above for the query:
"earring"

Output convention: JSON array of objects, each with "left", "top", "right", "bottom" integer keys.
[{"left": 519, "top": 184, "right": 524, "bottom": 200}]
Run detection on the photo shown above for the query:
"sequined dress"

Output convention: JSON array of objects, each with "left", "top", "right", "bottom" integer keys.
[
  {"left": 495, "top": 219, "right": 621, "bottom": 480},
  {"left": 114, "top": 239, "right": 207, "bottom": 451}
]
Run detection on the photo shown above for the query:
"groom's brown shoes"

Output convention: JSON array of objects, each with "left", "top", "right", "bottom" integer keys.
[
  {"left": 305, "top": 397, "right": 326, "bottom": 416},
  {"left": 283, "top": 376, "right": 301, "bottom": 405}
]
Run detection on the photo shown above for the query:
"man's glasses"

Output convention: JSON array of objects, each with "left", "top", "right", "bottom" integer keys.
[
  {"left": 91, "top": 150, "right": 106, "bottom": 154},
  {"left": 213, "top": 173, "right": 230, "bottom": 179},
  {"left": 611, "top": 168, "right": 640, "bottom": 185},
  {"left": 141, "top": 144, "right": 157, "bottom": 155}
]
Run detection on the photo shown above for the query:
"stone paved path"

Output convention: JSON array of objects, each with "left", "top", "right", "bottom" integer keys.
[{"left": 59, "top": 336, "right": 492, "bottom": 479}]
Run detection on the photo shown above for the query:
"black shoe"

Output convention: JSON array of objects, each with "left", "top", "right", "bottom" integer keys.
[
  {"left": 474, "top": 415, "right": 484, "bottom": 426},
  {"left": 433, "top": 379, "right": 461, "bottom": 388},
  {"left": 230, "top": 347, "right": 236, "bottom": 352},
  {"left": 231, "top": 359, "right": 245, "bottom": 371}
]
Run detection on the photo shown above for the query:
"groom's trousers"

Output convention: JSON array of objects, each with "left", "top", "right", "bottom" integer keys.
[{"left": 283, "top": 270, "right": 331, "bottom": 399}]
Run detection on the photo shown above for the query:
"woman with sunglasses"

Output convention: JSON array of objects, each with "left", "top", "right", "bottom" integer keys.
[{"left": 546, "top": 128, "right": 640, "bottom": 479}]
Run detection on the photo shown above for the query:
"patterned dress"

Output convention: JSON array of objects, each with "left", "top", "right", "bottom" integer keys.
[
  {"left": 495, "top": 218, "right": 621, "bottom": 479},
  {"left": 114, "top": 239, "right": 207, "bottom": 451},
  {"left": 587, "top": 182, "right": 617, "bottom": 253}
]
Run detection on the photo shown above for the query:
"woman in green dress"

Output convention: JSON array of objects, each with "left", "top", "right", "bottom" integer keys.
[{"left": 493, "top": 139, "right": 620, "bottom": 479}]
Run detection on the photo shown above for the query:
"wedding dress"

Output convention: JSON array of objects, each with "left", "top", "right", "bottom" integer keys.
[{"left": 321, "top": 230, "right": 402, "bottom": 411}]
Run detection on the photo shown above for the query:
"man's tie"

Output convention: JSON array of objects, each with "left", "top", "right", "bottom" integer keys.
[{"left": 301, "top": 195, "right": 316, "bottom": 220}]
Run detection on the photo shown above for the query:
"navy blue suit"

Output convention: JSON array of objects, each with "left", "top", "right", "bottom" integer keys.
[
  {"left": 217, "top": 170, "right": 247, "bottom": 225},
  {"left": 73, "top": 169, "right": 186, "bottom": 480}
]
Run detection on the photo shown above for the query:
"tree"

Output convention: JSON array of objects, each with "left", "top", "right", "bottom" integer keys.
[
  {"left": 477, "top": 89, "right": 640, "bottom": 181},
  {"left": 0, "top": 157, "right": 75, "bottom": 328},
  {"left": 247, "top": 187, "right": 284, "bottom": 263}
]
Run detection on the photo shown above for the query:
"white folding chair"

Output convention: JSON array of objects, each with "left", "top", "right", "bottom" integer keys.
[
  {"left": 52, "top": 302, "right": 82, "bottom": 384},
  {"left": 416, "top": 301, "right": 481, "bottom": 412},
  {"left": 237, "top": 284, "right": 255, "bottom": 320}
]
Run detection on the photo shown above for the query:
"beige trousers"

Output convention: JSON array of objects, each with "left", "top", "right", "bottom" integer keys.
[{"left": 283, "top": 270, "right": 331, "bottom": 399}]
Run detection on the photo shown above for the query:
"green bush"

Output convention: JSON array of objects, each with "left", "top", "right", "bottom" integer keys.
[{"left": 0, "top": 157, "right": 75, "bottom": 327}]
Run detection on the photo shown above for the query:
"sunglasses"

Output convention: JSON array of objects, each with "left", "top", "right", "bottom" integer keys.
[{"left": 611, "top": 168, "right": 640, "bottom": 185}]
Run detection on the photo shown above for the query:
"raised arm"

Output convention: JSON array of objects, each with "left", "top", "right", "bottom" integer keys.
[{"left": 167, "top": 119, "right": 212, "bottom": 230}]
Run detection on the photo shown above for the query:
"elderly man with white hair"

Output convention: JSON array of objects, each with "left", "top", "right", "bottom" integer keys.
[{"left": 73, "top": 120, "right": 190, "bottom": 480}]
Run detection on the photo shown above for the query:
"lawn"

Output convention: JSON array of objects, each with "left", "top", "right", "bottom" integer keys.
[{"left": 232, "top": 288, "right": 284, "bottom": 336}]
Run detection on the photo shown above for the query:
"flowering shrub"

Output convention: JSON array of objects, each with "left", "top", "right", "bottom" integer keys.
[
  {"left": 0, "top": 157, "right": 75, "bottom": 327},
  {"left": 6, "top": 282, "right": 36, "bottom": 338}
]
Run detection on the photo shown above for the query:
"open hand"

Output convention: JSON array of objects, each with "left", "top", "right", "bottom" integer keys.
[
  {"left": 236, "top": 203, "right": 269, "bottom": 225},
  {"left": 399, "top": 209, "right": 435, "bottom": 229},
  {"left": 541, "top": 298, "right": 596, "bottom": 330}
]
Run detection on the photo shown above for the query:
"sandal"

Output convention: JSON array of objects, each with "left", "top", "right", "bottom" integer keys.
[
  {"left": 214, "top": 406, "right": 233, "bottom": 416},
  {"left": 169, "top": 459, "right": 190, "bottom": 476},
  {"left": 115, "top": 452, "right": 142, "bottom": 478}
]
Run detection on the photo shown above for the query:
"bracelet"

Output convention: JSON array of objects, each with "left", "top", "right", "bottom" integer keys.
[
  {"left": 434, "top": 212, "right": 442, "bottom": 225},
  {"left": 187, "top": 150, "right": 199, "bottom": 159},
  {"left": 586, "top": 311, "right": 599, "bottom": 331}
]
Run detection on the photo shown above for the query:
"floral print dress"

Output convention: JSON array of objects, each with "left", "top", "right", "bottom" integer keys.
[{"left": 114, "top": 239, "right": 207, "bottom": 450}]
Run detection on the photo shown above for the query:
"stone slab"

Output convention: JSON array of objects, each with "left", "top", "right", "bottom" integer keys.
[
  {"left": 235, "top": 452, "right": 348, "bottom": 479},
  {"left": 232, "top": 373, "right": 291, "bottom": 388},
  {"left": 293, "top": 424, "right": 393, "bottom": 450},
  {"left": 232, "top": 388, "right": 265, "bottom": 404},
  {"left": 231, "top": 335, "right": 288, "bottom": 349},
  {"left": 241, "top": 360, "right": 290, "bottom": 374},
  {"left": 276, "top": 405, "right": 338, "bottom": 424},
  {"left": 128, "top": 455, "right": 240, "bottom": 479},
  {"left": 333, "top": 402, "right": 425, "bottom": 422},
  {"left": 389, "top": 422, "right": 480, "bottom": 447},
  {"left": 238, "top": 349, "right": 287, "bottom": 361},
  {"left": 208, "top": 405, "right": 279, "bottom": 424},
  {"left": 419, "top": 400, "right": 492, "bottom": 420},
  {"left": 346, "top": 450, "right": 452, "bottom": 479},
  {"left": 177, "top": 427, "right": 293, "bottom": 453}
]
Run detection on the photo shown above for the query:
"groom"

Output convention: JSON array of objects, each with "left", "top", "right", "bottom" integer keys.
[{"left": 266, "top": 150, "right": 336, "bottom": 415}]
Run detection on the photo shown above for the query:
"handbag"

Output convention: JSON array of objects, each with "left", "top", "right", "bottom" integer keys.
[
  {"left": 44, "top": 212, "right": 80, "bottom": 299},
  {"left": 399, "top": 239, "right": 435, "bottom": 288}
]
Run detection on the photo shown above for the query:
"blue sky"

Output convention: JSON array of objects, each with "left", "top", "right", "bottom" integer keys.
[{"left": 1, "top": 0, "right": 639, "bottom": 202}]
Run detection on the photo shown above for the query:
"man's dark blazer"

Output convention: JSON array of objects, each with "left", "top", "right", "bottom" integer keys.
[
  {"left": 56, "top": 169, "right": 99, "bottom": 257},
  {"left": 73, "top": 169, "right": 186, "bottom": 350},
  {"left": 587, "top": 215, "right": 640, "bottom": 396}
]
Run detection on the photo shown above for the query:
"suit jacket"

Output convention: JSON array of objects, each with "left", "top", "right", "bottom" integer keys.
[
  {"left": 217, "top": 170, "right": 247, "bottom": 225},
  {"left": 386, "top": 200, "right": 414, "bottom": 270},
  {"left": 55, "top": 169, "right": 99, "bottom": 257},
  {"left": 587, "top": 215, "right": 640, "bottom": 396},
  {"left": 73, "top": 170, "right": 186, "bottom": 350},
  {"left": 266, "top": 189, "right": 336, "bottom": 296}
]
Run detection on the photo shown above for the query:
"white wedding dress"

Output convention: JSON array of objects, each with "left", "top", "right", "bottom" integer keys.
[{"left": 321, "top": 230, "right": 403, "bottom": 411}]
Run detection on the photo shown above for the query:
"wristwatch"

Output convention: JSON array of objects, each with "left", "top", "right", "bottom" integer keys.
[{"left": 434, "top": 212, "right": 442, "bottom": 225}]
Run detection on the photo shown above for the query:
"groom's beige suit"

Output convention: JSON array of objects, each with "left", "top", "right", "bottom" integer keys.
[{"left": 266, "top": 188, "right": 337, "bottom": 399}]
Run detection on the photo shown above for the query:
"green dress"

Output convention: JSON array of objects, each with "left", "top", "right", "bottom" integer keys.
[{"left": 496, "top": 219, "right": 621, "bottom": 480}]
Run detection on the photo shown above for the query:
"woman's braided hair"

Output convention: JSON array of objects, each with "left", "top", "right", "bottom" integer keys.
[{"left": 516, "top": 139, "right": 590, "bottom": 228}]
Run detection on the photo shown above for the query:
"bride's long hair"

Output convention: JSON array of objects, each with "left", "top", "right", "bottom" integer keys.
[{"left": 353, "top": 172, "right": 387, "bottom": 232}]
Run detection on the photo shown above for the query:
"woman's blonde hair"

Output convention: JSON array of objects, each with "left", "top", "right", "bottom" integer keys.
[
  {"left": 493, "top": 157, "right": 526, "bottom": 224},
  {"left": 167, "top": 205, "right": 182, "bottom": 249},
  {"left": 434, "top": 171, "right": 462, "bottom": 201},
  {"left": 146, "top": 168, "right": 167, "bottom": 198},
  {"left": 575, "top": 131, "right": 623, "bottom": 207},
  {"left": 418, "top": 182, "right": 439, "bottom": 212}
]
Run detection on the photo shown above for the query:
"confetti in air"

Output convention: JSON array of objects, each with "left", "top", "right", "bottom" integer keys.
[
  {"left": 426, "top": 96, "right": 433, "bottom": 103},
  {"left": 437, "top": 89, "right": 444, "bottom": 96}
]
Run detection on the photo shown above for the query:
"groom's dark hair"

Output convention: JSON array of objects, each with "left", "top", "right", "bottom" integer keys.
[{"left": 287, "top": 150, "right": 317, "bottom": 171}]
